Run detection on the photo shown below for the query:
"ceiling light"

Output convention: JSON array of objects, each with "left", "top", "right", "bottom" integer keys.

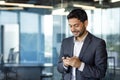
[
  {"left": 0, "top": 1, "right": 5, "bottom": 4},
  {"left": 0, "top": 7, "right": 23, "bottom": 10},
  {"left": 17, "top": 3, "right": 34, "bottom": 7},
  {"left": 111, "top": 0, "right": 120, "bottom": 3},
  {"left": 0, "top": 2, "right": 53, "bottom": 9},
  {"left": 94, "top": 0, "right": 99, "bottom": 1},
  {"left": 52, "top": 8, "right": 69, "bottom": 15},
  {"left": 34, "top": 5, "right": 53, "bottom": 9},
  {"left": 73, "top": 4, "right": 96, "bottom": 10}
]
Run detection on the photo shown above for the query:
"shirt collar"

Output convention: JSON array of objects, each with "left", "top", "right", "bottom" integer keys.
[{"left": 74, "top": 32, "right": 88, "bottom": 43}]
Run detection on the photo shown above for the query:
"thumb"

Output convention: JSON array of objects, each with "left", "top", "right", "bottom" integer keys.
[{"left": 62, "top": 57, "right": 65, "bottom": 60}]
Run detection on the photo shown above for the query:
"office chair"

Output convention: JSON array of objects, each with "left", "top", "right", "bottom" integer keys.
[
  {"left": 40, "top": 66, "right": 53, "bottom": 80},
  {"left": 0, "top": 48, "right": 18, "bottom": 80},
  {"left": 5, "top": 48, "right": 18, "bottom": 80},
  {"left": 0, "top": 54, "right": 5, "bottom": 80},
  {"left": 40, "top": 72, "right": 53, "bottom": 80}
]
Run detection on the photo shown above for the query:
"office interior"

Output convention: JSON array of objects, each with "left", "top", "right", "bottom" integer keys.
[{"left": 0, "top": 0, "right": 120, "bottom": 80}]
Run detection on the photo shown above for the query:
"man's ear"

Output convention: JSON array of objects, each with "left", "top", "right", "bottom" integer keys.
[{"left": 84, "top": 20, "right": 88, "bottom": 27}]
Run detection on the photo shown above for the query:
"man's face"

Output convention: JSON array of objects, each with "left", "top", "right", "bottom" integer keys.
[{"left": 68, "top": 18, "right": 87, "bottom": 38}]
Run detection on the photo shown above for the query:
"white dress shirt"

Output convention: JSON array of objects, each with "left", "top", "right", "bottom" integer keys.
[
  {"left": 72, "top": 33, "right": 88, "bottom": 80},
  {"left": 72, "top": 40, "right": 84, "bottom": 80}
]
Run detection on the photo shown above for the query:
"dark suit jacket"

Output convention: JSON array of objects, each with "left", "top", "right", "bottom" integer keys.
[{"left": 57, "top": 32, "right": 107, "bottom": 80}]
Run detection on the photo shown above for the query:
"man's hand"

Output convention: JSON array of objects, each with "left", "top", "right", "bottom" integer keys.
[
  {"left": 62, "top": 56, "right": 81, "bottom": 68},
  {"left": 62, "top": 57, "right": 70, "bottom": 67},
  {"left": 68, "top": 56, "right": 81, "bottom": 68}
]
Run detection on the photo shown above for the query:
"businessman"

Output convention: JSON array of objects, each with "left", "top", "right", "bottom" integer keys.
[{"left": 57, "top": 8, "right": 107, "bottom": 80}]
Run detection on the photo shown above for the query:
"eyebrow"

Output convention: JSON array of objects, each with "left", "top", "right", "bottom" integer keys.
[{"left": 69, "top": 23, "right": 79, "bottom": 26}]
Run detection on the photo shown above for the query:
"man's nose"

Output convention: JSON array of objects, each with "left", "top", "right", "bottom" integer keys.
[{"left": 71, "top": 26, "right": 75, "bottom": 30}]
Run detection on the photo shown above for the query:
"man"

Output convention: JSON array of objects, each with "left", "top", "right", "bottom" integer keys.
[{"left": 57, "top": 8, "right": 107, "bottom": 80}]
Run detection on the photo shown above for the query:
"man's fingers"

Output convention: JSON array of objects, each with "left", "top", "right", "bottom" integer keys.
[{"left": 62, "top": 57, "right": 65, "bottom": 60}]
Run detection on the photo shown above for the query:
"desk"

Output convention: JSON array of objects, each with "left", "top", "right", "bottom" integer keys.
[
  {"left": 3, "top": 63, "right": 53, "bottom": 80},
  {"left": 4, "top": 63, "right": 53, "bottom": 67}
]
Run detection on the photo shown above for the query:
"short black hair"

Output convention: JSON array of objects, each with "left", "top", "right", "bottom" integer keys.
[{"left": 67, "top": 8, "right": 88, "bottom": 22}]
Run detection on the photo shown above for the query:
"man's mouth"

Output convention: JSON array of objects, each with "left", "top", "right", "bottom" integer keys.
[{"left": 72, "top": 31, "right": 79, "bottom": 35}]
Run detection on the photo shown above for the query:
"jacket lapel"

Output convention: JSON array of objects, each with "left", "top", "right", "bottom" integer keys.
[
  {"left": 69, "top": 37, "right": 74, "bottom": 57},
  {"left": 79, "top": 33, "right": 92, "bottom": 58}
]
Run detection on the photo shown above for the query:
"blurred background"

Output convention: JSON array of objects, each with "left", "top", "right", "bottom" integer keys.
[{"left": 0, "top": 0, "right": 120, "bottom": 80}]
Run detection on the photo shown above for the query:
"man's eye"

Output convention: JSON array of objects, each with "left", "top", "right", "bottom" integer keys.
[
  {"left": 69, "top": 25, "right": 73, "bottom": 27},
  {"left": 74, "top": 24, "right": 79, "bottom": 27}
]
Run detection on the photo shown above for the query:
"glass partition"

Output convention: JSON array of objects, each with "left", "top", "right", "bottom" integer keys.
[{"left": 0, "top": 24, "right": 19, "bottom": 63}]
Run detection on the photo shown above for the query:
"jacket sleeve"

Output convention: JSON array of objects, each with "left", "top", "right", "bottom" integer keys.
[{"left": 57, "top": 39, "right": 70, "bottom": 73}]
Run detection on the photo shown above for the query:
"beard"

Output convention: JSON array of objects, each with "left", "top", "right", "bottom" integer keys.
[{"left": 72, "top": 26, "right": 86, "bottom": 38}]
